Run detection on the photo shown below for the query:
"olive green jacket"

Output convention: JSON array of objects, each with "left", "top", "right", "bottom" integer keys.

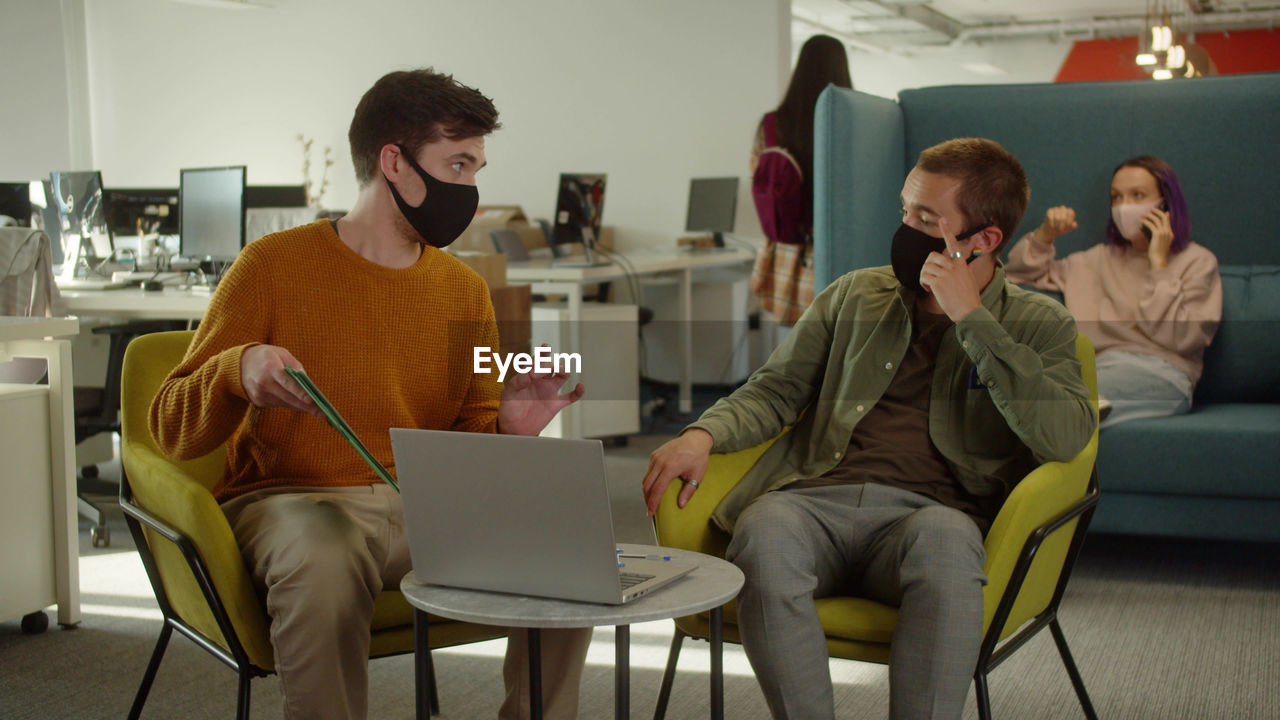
[{"left": 690, "top": 264, "right": 1096, "bottom": 533}]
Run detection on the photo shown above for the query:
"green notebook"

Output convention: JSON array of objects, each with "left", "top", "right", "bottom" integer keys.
[{"left": 283, "top": 367, "right": 399, "bottom": 493}]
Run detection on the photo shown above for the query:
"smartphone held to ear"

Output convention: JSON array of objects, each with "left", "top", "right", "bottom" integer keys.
[{"left": 1141, "top": 200, "right": 1169, "bottom": 240}]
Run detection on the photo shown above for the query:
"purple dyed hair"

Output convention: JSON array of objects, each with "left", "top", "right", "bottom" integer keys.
[{"left": 1105, "top": 155, "right": 1192, "bottom": 253}]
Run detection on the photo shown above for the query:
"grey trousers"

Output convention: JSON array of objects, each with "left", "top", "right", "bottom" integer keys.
[
  {"left": 726, "top": 482, "right": 987, "bottom": 720},
  {"left": 222, "top": 484, "right": 591, "bottom": 720},
  {"left": 1095, "top": 350, "right": 1193, "bottom": 429}
]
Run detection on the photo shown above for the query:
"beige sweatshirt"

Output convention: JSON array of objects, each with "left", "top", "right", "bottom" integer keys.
[{"left": 1005, "top": 236, "right": 1222, "bottom": 384}]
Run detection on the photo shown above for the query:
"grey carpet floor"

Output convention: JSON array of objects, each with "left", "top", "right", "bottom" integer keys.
[{"left": 2, "top": 435, "right": 1277, "bottom": 719}]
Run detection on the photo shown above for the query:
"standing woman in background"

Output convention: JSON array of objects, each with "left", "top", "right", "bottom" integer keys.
[
  {"left": 750, "top": 34, "right": 852, "bottom": 329},
  {"left": 1005, "top": 155, "right": 1222, "bottom": 428}
]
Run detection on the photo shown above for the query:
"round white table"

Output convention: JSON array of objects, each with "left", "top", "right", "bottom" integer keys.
[{"left": 400, "top": 543, "right": 744, "bottom": 720}]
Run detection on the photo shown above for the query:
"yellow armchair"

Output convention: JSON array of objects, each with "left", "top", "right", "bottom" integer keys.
[
  {"left": 119, "top": 330, "right": 503, "bottom": 720},
  {"left": 653, "top": 334, "right": 1101, "bottom": 720}
]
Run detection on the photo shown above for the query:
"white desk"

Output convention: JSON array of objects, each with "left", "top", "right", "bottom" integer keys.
[
  {"left": 0, "top": 316, "right": 81, "bottom": 628},
  {"left": 507, "top": 248, "right": 754, "bottom": 434},
  {"left": 58, "top": 287, "right": 211, "bottom": 322}
]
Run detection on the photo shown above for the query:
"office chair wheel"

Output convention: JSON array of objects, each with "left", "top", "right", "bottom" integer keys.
[
  {"left": 21, "top": 611, "right": 49, "bottom": 634},
  {"left": 91, "top": 524, "right": 110, "bottom": 548}
]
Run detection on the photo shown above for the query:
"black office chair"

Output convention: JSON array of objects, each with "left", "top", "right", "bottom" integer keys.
[{"left": 74, "top": 319, "right": 189, "bottom": 547}]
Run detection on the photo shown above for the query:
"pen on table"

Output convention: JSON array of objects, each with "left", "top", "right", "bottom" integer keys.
[{"left": 617, "top": 551, "right": 672, "bottom": 561}]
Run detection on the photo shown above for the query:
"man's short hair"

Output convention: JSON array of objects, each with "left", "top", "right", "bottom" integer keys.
[
  {"left": 348, "top": 68, "right": 500, "bottom": 187},
  {"left": 915, "top": 138, "right": 1029, "bottom": 252}
]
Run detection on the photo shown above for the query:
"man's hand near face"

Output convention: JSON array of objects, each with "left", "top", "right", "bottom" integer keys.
[{"left": 919, "top": 217, "right": 985, "bottom": 322}]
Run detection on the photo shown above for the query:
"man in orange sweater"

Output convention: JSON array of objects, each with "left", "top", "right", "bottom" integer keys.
[{"left": 150, "top": 68, "right": 590, "bottom": 720}]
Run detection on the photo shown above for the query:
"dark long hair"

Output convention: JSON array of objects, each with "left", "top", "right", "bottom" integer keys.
[
  {"left": 1105, "top": 155, "right": 1192, "bottom": 253},
  {"left": 772, "top": 35, "right": 852, "bottom": 185}
]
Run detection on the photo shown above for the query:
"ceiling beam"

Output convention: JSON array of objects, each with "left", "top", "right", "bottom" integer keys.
[{"left": 873, "top": 1, "right": 963, "bottom": 39}]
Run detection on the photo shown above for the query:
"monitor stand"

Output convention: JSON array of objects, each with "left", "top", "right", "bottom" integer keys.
[{"left": 551, "top": 227, "right": 612, "bottom": 268}]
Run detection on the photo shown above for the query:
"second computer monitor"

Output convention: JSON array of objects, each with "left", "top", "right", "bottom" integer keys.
[
  {"left": 48, "top": 170, "right": 113, "bottom": 261},
  {"left": 685, "top": 177, "right": 739, "bottom": 247},
  {"left": 180, "top": 166, "right": 246, "bottom": 263},
  {"left": 553, "top": 173, "right": 607, "bottom": 249}
]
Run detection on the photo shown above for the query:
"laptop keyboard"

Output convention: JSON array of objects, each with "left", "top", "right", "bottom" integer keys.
[{"left": 619, "top": 571, "right": 655, "bottom": 591}]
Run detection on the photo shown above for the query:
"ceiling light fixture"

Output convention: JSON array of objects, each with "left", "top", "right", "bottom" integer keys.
[
  {"left": 167, "top": 0, "right": 272, "bottom": 9},
  {"left": 1136, "top": 1, "right": 1196, "bottom": 80}
]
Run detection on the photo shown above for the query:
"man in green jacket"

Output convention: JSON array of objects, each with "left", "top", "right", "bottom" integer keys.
[{"left": 642, "top": 137, "right": 1095, "bottom": 720}]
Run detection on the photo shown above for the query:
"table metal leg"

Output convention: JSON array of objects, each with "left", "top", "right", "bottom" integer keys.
[
  {"left": 529, "top": 628, "right": 543, "bottom": 720},
  {"left": 615, "top": 625, "right": 630, "bottom": 720},
  {"left": 414, "top": 609, "right": 438, "bottom": 719},
  {"left": 710, "top": 607, "right": 724, "bottom": 720},
  {"left": 677, "top": 268, "right": 693, "bottom": 414}
]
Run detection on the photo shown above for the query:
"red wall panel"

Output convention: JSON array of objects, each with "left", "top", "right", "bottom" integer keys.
[{"left": 1055, "top": 29, "right": 1280, "bottom": 83}]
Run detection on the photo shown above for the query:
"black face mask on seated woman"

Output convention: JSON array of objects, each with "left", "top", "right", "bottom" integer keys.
[
  {"left": 890, "top": 222, "right": 990, "bottom": 295},
  {"left": 384, "top": 143, "right": 479, "bottom": 249}
]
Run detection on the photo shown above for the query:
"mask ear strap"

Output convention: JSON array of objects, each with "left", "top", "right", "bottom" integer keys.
[
  {"left": 394, "top": 143, "right": 430, "bottom": 176},
  {"left": 955, "top": 223, "right": 991, "bottom": 242}
]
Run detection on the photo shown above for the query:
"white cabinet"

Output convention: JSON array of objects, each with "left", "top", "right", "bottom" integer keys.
[
  {"left": 0, "top": 386, "right": 57, "bottom": 623},
  {"left": 531, "top": 302, "right": 639, "bottom": 439},
  {"left": 0, "top": 316, "right": 80, "bottom": 628}
]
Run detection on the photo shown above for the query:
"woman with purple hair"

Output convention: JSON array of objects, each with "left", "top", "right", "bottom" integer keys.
[{"left": 1006, "top": 155, "right": 1222, "bottom": 428}]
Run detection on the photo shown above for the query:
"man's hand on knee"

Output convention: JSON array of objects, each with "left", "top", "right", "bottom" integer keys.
[{"left": 642, "top": 429, "right": 713, "bottom": 515}]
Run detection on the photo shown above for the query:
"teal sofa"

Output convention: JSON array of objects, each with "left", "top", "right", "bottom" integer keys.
[{"left": 812, "top": 72, "right": 1280, "bottom": 542}]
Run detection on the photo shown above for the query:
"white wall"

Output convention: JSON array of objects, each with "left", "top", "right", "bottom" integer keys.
[
  {"left": 0, "top": 0, "right": 93, "bottom": 180},
  {"left": 846, "top": 37, "right": 1073, "bottom": 99},
  {"left": 76, "top": 0, "right": 788, "bottom": 249}
]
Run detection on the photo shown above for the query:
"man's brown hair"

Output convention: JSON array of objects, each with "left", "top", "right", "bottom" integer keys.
[
  {"left": 348, "top": 68, "right": 500, "bottom": 187},
  {"left": 916, "top": 137, "right": 1029, "bottom": 252}
]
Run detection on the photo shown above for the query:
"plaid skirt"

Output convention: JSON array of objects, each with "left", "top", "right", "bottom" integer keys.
[{"left": 750, "top": 238, "right": 814, "bottom": 327}]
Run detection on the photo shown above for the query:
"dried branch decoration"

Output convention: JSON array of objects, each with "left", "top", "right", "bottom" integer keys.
[{"left": 297, "top": 133, "right": 335, "bottom": 208}]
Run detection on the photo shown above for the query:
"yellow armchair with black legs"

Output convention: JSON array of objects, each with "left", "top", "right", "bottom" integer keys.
[
  {"left": 118, "top": 330, "right": 505, "bottom": 720},
  {"left": 653, "top": 333, "right": 1101, "bottom": 720}
]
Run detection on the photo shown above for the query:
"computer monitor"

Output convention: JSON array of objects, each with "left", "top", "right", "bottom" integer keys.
[
  {"left": 179, "top": 166, "right": 246, "bottom": 265},
  {"left": 684, "top": 177, "right": 739, "bottom": 248},
  {"left": 244, "top": 185, "right": 307, "bottom": 208},
  {"left": 0, "top": 182, "right": 33, "bottom": 226},
  {"left": 105, "top": 188, "right": 180, "bottom": 237},
  {"left": 553, "top": 173, "right": 607, "bottom": 252},
  {"left": 48, "top": 170, "right": 113, "bottom": 265},
  {"left": 34, "top": 181, "right": 63, "bottom": 266}
]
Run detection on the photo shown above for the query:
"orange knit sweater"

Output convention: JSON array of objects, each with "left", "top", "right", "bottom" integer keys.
[{"left": 149, "top": 220, "right": 501, "bottom": 502}]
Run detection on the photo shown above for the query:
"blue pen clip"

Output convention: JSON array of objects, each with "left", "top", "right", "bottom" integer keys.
[
  {"left": 968, "top": 365, "right": 985, "bottom": 390},
  {"left": 617, "top": 549, "right": 672, "bottom": 561}
]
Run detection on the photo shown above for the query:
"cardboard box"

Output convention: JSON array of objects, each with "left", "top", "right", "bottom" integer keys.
[
  {"left": 455, "top": 205, "right": 529, "bottom": 255},
  {"left": 490, "top": 283, "right": 531, "bottom": 352},
  {"left": 451, "top": 252, "right": 506, "bottom": 289}
]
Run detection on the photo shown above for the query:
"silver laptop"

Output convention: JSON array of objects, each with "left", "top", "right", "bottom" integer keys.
[{"left": 390, "top": 429, "right": 695, "bottom": 605}]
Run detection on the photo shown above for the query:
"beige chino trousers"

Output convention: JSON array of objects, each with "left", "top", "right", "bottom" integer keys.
[{"left": 222, "top": 484, "right": 592, "bottom": 720}]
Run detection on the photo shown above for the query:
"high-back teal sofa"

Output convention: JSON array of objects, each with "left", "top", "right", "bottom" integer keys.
[{"left": 812, "top": 72, "right": 1280, "bottom": 542}]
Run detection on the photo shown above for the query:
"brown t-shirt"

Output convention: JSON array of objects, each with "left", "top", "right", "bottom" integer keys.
[{"left": 789, "top": 307, "right": 992, "bottom": 533}]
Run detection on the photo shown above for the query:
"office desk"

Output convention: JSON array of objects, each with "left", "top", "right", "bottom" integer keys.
[
  {"left": 58, "top": 287, "right": 211, "bottom": 322},
  {"left": 0, "top": 316, "right": 81, "bottom": 628},
  {"left": 507, "top": 248, "right": 753, "bottom": 434}
]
